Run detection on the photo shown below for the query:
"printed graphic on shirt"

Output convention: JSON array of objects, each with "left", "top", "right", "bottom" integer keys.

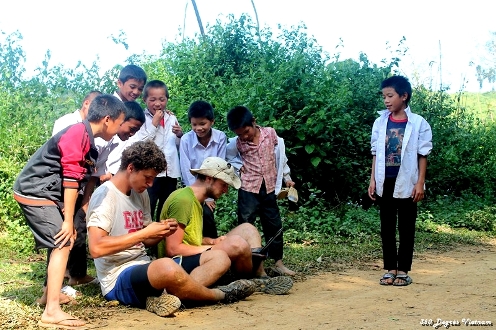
[
  {"left": 123, "top": 209, "right": 144, "bottom": 234},
  {"left": 386, "top": 127, "right": 404, "bottom": 167}
]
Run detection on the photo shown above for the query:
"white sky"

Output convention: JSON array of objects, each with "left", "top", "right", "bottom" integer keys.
[{"left": 0, "top": 0, "right": 494, "bottom": 92}]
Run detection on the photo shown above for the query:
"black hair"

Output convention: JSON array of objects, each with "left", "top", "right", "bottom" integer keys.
[
  {"left": 86, "top": 94, "right": 127, "bottom": 122},
  {"left": 226, "top": 106, "right": 254, "bottom": 131},
  {"left": 143, "top": 80, "right": 169, "bottom": 100},
  {"left": 119, "top": 140, "right": 166, "bottom": 173},
  {"left": 82, "top": 90, "right": 102, "bottom": 105},
  {"left": 123, "top": 101, "right": 146, "bottom": 123},
  {"left": 118, "top": 64, "right": 147, "bottom": 84},
  {"left": 381, "top": 75, "right": 412, "bottom": 105},
  {"left": 188, "top": 100, "right": 214, "bottom": 121}
]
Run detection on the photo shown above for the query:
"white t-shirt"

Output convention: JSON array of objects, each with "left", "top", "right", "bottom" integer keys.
[{"left": 87, "top": 181, "right": 152, "bottom": 296}]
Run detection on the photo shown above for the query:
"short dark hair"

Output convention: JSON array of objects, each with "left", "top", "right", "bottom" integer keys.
[
  {"left": 86, "top": 94, "right": 127, "bottom": 122},
  {"left": 118, "top": 65, "right": 147, "bottom": 84},
  {"left": 143, "top": 80, "right": 169, "bottom": 100},
  {"left": 227, "top": 106, "right": 254, "bottom": 131},
  {"left": 119, "top": 140, "right": 166, "bottom": 173},
  {"left": 188, "top": 100, "right": 214, "bottom": 121},
  {"left": 381, "top": 75, "right": 412, "bottom": 105},
  {"left": 123, "top": 101, "right": 145, "bottom": 123},
  {"left": 82, "top": 90, "right": 102, "bottom": 105}
]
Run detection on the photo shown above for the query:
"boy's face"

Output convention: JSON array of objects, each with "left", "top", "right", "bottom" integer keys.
[
  {"left": 143, "top": 87, "right": 168, "bottom": 114},
  {"left": 382, "top": 87, "right": 408, "bottom": 114},
  {"left": 233, "top": 124, "right": 257, "bottom": 142},
  {"left": 102, "top": 113, "right": 126, "bottom": 141},
  {"left": 190, "top": 117, "right": 214, "bottom": 139},
  {"left": 129, "top": 167, "right": 158, "bottom": 193},
  {"left": 117, "top": 78, "right": 145, "bottom": 102},
  {"left": 118, "top": 118, "right": 143, "bottom": 141}
]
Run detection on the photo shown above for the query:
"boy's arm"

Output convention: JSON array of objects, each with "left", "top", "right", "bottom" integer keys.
[
  {"left": 133, "top": 119, "right": 158, "bottom": 141},
  {"left": 412, "top": 155, "right": 427, "bottom": 202},
  {"left": 368, "top": 156, "right": 377, "bottom": 200},
  {"left": 54, "top": 187, "right": 78, "bottom": 249}
]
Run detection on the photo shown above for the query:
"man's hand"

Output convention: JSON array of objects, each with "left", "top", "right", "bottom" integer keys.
[{"left": 143, "top": 219, "right": 178, "bottom": 240}]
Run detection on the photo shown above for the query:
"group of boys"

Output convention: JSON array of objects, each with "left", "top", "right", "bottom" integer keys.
[
  {"left": 14, "top": 61, "right": 432, "bottom": 328},
  {"left": 14, "top": 65, "right": 297, "bottom": 328}
]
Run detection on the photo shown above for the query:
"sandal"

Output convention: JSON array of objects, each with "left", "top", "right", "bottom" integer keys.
[
  {"left": 379, "top": 272, "right": 396, "bottom": 285},
  {"left": 393, "top": 274, "right": 412, "bottom": 286}
]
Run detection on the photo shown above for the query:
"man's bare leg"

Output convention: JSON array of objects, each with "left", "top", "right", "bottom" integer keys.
[
  {"left": 147, "top": 258, "right": 249, "bottom": 302},
  {"left": 39, "top": 247, "right": 86, "bottom": 327},
  {"left": 211, "top": 235, "right": 253, "bottom": 276},
  {"left": 189, "top": 250, "right": 231, "bottom": 287},
  {"left": 275, "top": 259, "right": 296, "bottom": 276},
  {"left": 227, "top": 223, "right": 261, "bottom": 247},
  {"left": 227, "top": 223, "right": 267, "bottom": 277}
]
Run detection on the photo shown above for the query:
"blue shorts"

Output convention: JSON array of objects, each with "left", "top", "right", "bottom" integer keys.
[{"left": 104, "top": 263, "right": 162, "bottom": 308}]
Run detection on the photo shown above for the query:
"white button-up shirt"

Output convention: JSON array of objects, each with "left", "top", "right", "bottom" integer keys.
[
  {"left": 52, "top": 110, "right": 83, "bottom": 136},
  {"left": 133, "top": 109, "right": 181, "bottom": 178},
  {"left": 371, "top": 106, "right": 433, "bottom": 198},
  {"left": 179, "top": 128, "right": 227, "bottom": 186}
]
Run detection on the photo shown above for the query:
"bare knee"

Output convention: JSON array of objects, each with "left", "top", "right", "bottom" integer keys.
[
  {"left": 224, "top": 235, "right": 251, "bottom": 257},
  {"left": 201, "top": 250, "right": 231, "bottom": 269},
  {"left": 147, "top": 258, "right": 188, "bottom": 288}
]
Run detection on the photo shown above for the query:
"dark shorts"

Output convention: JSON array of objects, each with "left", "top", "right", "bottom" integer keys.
[
  {"left": 17, "top": 204, "right": 70, "bottom": 249},
  {"left": 177, "top": 253, "right": 202, "bottom": 274},
  {"left": 104, "top": 263, "right": 162, "bottom": 308}
]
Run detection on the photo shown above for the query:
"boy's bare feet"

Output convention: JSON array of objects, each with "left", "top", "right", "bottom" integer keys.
[
  {"left": 67, "top": 274, "right": 97, "bottom": 286},
  {"left": 274, "top": 260, "right": 296, "bottom": 276},
  {"left": 36, "top": 290, "right": 73, "bottom": 306},
  {"left": 39, "top": 309, "right": 86, "bottom": 329}
]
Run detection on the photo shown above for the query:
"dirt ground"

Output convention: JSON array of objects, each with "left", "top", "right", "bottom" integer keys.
[{"left": 90, "top": 242, "right": 496, "bottom": 330}]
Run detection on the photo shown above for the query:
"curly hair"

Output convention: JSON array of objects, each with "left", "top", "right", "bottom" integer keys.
[{"left": 119, "top": 140, "right": 166, "bottom": 173}]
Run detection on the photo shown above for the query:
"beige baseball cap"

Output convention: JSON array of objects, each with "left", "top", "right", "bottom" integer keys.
[{"left": 190, "top": 157, "right": 241, "bottom": 189}]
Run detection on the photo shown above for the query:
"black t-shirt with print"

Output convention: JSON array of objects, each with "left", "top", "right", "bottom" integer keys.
[{"left": 385, "top": 115, "right": 407, "bottom": 178}]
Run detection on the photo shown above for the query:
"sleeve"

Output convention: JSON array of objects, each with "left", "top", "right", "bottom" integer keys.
[
  {"left": 217, "top": 132, "right": 227, "bottom": 160},
  {"left": 160, "top": 192, "right": 192, "bottom": 227},
  {"left": 226, "top": 137, "right": 243, "bottom": 172},
  {"left": 141, "top": 191, "right": 153, "bottom": 226},
  {"left": 133, "top": 120, "right": 158, "bottom": 141},
  {"left": 278, "top": 138, "right": 292, "bottom": 182},
  {"left": 417, "top": 118, "right": 433, "bottom": 156},
  {"left": 370, "top": 118, "right": 380, "bottom": 156},
  {"left": 179, "top": 134, "right": 196, "bottom": 186},
  {"left": 58, "top": 125, "right": 89, "bottom": 186},
  {"left": 86, "top": 186, "right": 116, "bottom": 233}
]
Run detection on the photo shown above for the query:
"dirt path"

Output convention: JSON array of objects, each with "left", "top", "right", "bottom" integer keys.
[{"left": 98, "top": 242, "right": 496, "bottom": 330}]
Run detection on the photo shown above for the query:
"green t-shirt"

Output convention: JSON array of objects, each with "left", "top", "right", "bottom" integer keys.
[{"left": 161, "top": 187, "right": 203, "bottom": 246}]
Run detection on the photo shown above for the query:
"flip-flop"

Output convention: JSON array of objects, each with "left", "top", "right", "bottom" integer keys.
[
  {"left": 379, "top": 272, "right": 396, "bottom": 285},
  {"left": 38, "top": 318, "right": 87, "bottom": 329},
  {"left": 393, "top": 274, "right": 413, "bottom": 286}
]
